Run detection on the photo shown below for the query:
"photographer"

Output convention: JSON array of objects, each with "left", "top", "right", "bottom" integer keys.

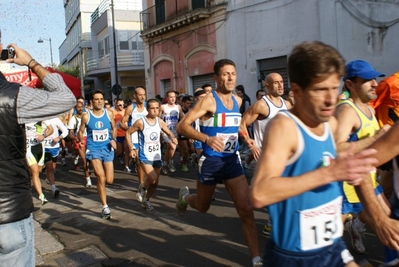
[{"left": 0, "top": 42, "right": 75, "bottom": 266}]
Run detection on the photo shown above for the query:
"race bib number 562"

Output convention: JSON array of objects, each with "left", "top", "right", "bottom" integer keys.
[{"left": 299, "top": 196, "right": 343, "bottom": 251}]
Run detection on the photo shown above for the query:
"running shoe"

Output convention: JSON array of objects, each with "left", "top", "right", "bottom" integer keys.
[
  {"left": 124, "top": 166, "right": 132, "bottom": 173},
  {"left": 102, "top": 206, "right": 111, "bottom": 219},
  {"left": 176, "top": 186, "right": 189, "bottom": 216},
  {"left": 73, "top": 155, "right": 79, "bottom": 165},
  {"left": 189, "top": 153, "right": 197, "bottom": 167},
  {"left": 262, "top": 219, "right": 272, "bottom": 236},
  {"left": 141, "top": 200, "right": 154, "bottom": 211},
  {"left": 136, "top": 184, "right": 146, "bottom": 203},
  {"left": 253, "top": 259, "right": 263, "bottom": 267},
  {"left": 39, "top": 193, "right": 48, "bottom": 206},
  {"left": 161, "top": 164, "right": 169, "bottom": 175},
  {"left": 181, "top": 164, "right": 188, "bottom": 172},
  {"left": 168, "top": 161, "right": 176, "bottom": 172},
  {"left": 61, "top": 158, "right": 66, "bottom": 166},
  {"left": 85, "top": 177, "right": 93, "bottom": 188},
  {"left": 52, "top": 187, "right": 60, "bottom": 198},
  {"left": 345, "top": 219, "right": 366, "bottom": 253}
]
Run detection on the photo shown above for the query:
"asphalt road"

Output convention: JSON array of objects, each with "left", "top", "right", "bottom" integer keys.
[{"left": 32, "top": 154, "right": 385, "bottom": 267}]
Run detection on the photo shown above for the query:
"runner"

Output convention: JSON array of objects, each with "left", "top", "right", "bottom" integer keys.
[
  {"left": 126, "top": 99, "right": 178, "bottom": 211},
  {"left": 68, "top": 101, "right": 92, "bottom": 187},
  {"left": 26, "top": 121, "right": 54, "bottom": 205},
  {"left": 159, "top": 90, "right": 184, "bottom": 174},
  {"left": 77, "top": 90, "right": 117, "bottom": 219},
  {"left": 334, "top": 59, "right": 390, "bottom": 254},
  {"left": 121, "top": 87, "right": 148, "bottom": 186},
  {"left": 250, "top": 41, "right": 377, "bottom": 267},
  {"left": 43, "top": 117, "right": 69, "bottom": 198},
  {"left": 176, "top": 59, "right": 262, "bottom": 267}
]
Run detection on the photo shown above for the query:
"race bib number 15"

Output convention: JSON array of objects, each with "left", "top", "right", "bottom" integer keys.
[{"left": 299, "top": 196, "right": 343, "bottom": 251}]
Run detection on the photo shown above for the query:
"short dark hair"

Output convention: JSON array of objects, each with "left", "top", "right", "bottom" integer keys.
[
  {"left": 202, "top": 83, "right": 212, "bottom": 89},
  {"left": 90, "top": 89, "right": 104, "bottom": 100},
  {"left": 182, "top": 96, "right": 192, "bottom": 103},
  {"left": 77, "top": 96, "right": 85, "bottom": 101},
  {"left": 256, "top": 90, "right": 264, "bottom": 98},
  {"left": 147, "top": 98, "right": 159, "bottom": 107},
  {"left": 236, "top": 85, "right": 245, "bottom": 93},
  {"left": 214, "top": 59, "right": 236, "bottom": 76},
  {"left": 166, "top": 90, "right": 176, "bottom": 97},
  {"left": 288, "top": 41, "right": 345, "bottom": 90}
]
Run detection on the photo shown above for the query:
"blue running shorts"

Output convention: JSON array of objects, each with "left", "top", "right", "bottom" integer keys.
[
  {"left": 263, "top": 239, "right": 354, "bottom": 267},
  {"left": 86, "top": 147, "right": 114, "bottom": 163},
  {"left": 197, "top": 152, "right": 244, "bottom": 185}
]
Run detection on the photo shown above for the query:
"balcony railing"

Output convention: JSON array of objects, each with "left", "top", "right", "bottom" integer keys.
[
  {"left": 87, "top": 51, "right": 144, "bottom": 72},
  {"left": 140, "top": 0, "right": 220, "bottom": 37}
]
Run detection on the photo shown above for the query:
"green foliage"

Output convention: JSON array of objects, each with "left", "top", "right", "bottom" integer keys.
[{"left": 53, "top": 65, "right": 80, "bottom": 78}]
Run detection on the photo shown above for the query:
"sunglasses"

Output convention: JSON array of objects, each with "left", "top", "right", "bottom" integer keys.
[{"left": 117, "top": 104, "right": 124, "bottom": 107}]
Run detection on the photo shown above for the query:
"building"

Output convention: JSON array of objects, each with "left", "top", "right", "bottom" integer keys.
[
  {"left": 60, "top": 0, "right": 145, "bottom": 101},
  {"left": 141, "top": 0, "right": 399, "bottom": 102},
  {"left": 88, "top": 0, "right": 145, "bottom": 101},
  {"left": 60, "top": 0, "right": 102, "bottom": 98}
]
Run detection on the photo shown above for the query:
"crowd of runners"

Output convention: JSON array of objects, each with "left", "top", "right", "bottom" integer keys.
[{"left": 8, "top": 40, "right": 399, "bottom": 267}]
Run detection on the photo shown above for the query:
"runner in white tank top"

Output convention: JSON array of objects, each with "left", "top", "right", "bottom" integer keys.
[{"left": 159, "top": 90, "right": 184, "bottom": 174}]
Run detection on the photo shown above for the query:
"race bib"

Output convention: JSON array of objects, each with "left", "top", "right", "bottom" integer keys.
[
  {"left": 145, "top": 142, "right": 160, "bottom": 154},
  {"left": 299, "top": 196, "right": 343, "bottom": 251},
  {"left": 216, "top": 133, "right": 238, "bottom": 153},
  {"left": 43, "top": 139, "right": 54, "bottom": 146},
  {"left": 26, "top": 137, "right": 39, "bottom": 146},
  {"left": 92, "top": 129, "right": 108, "bottom": 142}
]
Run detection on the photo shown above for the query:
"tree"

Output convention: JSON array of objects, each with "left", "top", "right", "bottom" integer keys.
[{"left": 53, "top": 65, "right": 80, "bottom": 78}]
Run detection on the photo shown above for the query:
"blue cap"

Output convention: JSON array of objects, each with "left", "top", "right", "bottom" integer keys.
[{"left": 343, "top": 60, "right": 385, "bottom": 81}]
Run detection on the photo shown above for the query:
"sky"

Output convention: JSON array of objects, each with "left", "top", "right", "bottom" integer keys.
[{"left": 0, "top": 0, "right": 66, "bottom": 67}]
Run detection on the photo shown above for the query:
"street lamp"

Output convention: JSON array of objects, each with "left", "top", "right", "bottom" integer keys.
[{"left": 37, "top": 37, "right": 54, "bottom": 67}]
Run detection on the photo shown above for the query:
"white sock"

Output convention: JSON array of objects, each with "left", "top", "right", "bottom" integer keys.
[
  {"left": 103, "top": 204, "right": 108, "bottom": 209},
  {"left": 252, "top": 256, "right": 261, "bottom": 265},
  {"left": 51, "top": 184, "right": 56, "bottom": 190}
]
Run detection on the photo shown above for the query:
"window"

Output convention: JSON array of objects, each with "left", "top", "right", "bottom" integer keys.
[
  {"left": 104, "top": 36, "right": 110, "bottom": 55},
  {"left": 119, "top": 31, "right": 129, "bottom": 50},
  {"left": 192, "top": 0, "right": 205, "bottom": 9}
]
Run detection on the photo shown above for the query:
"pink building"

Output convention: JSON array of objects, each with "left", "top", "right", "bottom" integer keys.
[{"left": 141, "top": 0, "right": 228, "bottom": 98}]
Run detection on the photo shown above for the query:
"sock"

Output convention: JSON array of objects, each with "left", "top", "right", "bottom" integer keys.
[
  {"left": 51, "top": 184, "right": 56, "bottom": 190},
  {"left": 103, "top": 204, "right": 108, "bottom": 209},
  {"left": 252, "top": 256, "right": 261, "bottom": 265}
]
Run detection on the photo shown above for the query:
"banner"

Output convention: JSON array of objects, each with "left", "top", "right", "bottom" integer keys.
[{"left": 2, "top": 67, "right": 81, "bottom": 97}]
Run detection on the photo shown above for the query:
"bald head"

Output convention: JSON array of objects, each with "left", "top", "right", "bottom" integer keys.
[{"left": 265, "top": 73, "right": 284, "bottom": 97}]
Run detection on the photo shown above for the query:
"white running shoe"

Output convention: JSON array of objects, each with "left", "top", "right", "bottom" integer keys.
[
  {"left": 61, "top": 158, "right": 66, "bottom": 166},
  {"left": 136, "top": 184, "right": 146, "bottom": 203},
  {"left": 73, "top": 155, "right": 79, "bottom": 165},
  {"left": 85, "top": 177, "right": 93, "bottom": 188},
  {"left": 168, "top": 161, "right": 176, "bottom": 172},
  {"left": 124, "top": 166, "right": 132, "bottom": 173},
  {"left": 102, "top": 206, "right": 111, "bottom": 219}
]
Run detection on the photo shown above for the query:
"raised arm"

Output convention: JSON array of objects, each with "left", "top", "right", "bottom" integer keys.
[{"left": 120, "top": 104, "right": 132, "bottom": 131}]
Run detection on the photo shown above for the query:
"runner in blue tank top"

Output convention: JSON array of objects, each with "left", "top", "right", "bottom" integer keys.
[
  {"left": 78, "top": 90, "right": 117, "bottom": 219},
  {"left": 250, "top": 42, "right": 379, "bottom": 267},
  {"left": 175, "top": 59, "right": 262, "bottom": 267}
]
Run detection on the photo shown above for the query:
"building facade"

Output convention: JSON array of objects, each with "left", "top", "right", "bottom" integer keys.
[{"left": 141, "top": 0, "right": 399, "bottom": 102}]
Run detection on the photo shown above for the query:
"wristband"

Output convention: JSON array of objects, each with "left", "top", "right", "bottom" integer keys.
[
  {"left": 43, "top": 133, "right": 47, "bottom": 138},
  {"left": 27, "top": 59, "right": 35, "bottom": 68}
]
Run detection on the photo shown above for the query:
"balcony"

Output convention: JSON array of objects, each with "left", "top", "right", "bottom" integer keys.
[
  {"left": 140, "top": 0, "right": 224, "bottom": 39},
  {"left": 87, "top": 51, "right": 144, "bottom": 72}
]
